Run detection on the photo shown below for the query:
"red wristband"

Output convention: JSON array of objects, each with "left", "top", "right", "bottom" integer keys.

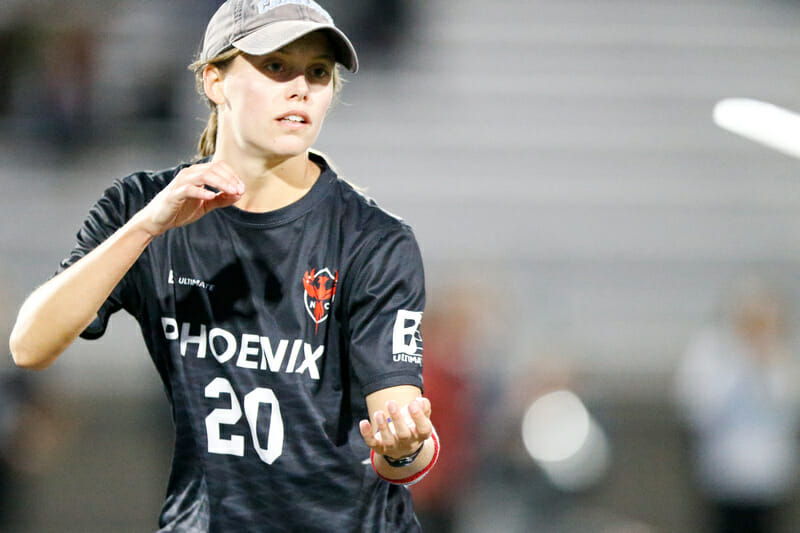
[{"left": 370, "top": 427, "right": 440, "bottom": 486}]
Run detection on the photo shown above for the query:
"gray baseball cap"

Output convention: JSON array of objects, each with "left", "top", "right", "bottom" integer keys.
[{"left": 200, "top": 0, "right": 358, "bottom": 73}]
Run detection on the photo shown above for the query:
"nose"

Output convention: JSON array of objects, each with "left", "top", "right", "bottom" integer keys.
[{"left": 285, "top": 73, "right": 310, "bottom": 101}]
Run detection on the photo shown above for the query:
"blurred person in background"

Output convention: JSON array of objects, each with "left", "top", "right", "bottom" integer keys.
[
  {"left": 0, "top": 363, "right": 70, "bottom": 530},
  {"left": 0, "top": 366, "right": 32, "bottom": 528},
  {"left": 40, "top": 23, "right": 95, "bottom": 148},
  {"left": 0, "top": 273, "right": 64, "bottom": 530},
  {"left": 411, "top": 285, "right": 483, "bottom": 532},
  {"left": 0, "top": 3, "right": 97, "bottom": 149},
  {"left": 673, "top": 276, "right": 800, "bottom": 533},
  {"left": 9, "top": 1, "right": 441, "bottom": 531},
  {"left": 0, "top": 8, "right": 36, "bottom": 118}
]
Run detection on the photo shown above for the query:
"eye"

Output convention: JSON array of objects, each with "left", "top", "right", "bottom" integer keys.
[
  {"left": 264, "top": 61, "right": 284, "bottom": 73},
  {"left": 309, "top": 65, "right": 332, "bottom": 81}
]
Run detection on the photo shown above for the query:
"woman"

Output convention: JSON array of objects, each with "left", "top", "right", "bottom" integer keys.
[{"left": 9, "top": 1, "right": 438, "bottom": 531}]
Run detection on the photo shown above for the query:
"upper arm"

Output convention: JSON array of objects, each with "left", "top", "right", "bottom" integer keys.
[{"left": 345, "top": 225, "right": 426, "bottom": 397}]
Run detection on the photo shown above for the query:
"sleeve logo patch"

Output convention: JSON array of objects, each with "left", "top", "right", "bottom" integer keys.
[
  {"left": 302, "top": 267, "right": 338, "bottom": 334},
  {"left": 392, "top": 310, "right": 423, "bottom": 365}
]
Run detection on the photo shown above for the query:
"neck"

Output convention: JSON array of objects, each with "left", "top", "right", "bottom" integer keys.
[{"left": 211, "top": 148, "right": 320, "bottom": 213}]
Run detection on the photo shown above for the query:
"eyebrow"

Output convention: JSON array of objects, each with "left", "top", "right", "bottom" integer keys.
[{"left": 265, "top": 50, "right": 336, "bottom": 62}]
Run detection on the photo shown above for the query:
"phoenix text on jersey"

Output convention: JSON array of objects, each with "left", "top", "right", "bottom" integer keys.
[{"left": 162, "top": 317, "right": 324, "bottom": 379}]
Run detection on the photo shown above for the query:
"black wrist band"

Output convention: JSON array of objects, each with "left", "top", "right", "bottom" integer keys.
[{"left": 383, "top": 441, "right": 425, "bottom": 468}]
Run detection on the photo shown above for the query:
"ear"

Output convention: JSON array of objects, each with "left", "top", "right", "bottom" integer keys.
[{"left": 203, "top": 64, "right": 226, "bottom": 106}]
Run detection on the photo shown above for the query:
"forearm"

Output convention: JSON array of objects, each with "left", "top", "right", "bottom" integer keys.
[{"left": 10, "top": 212, "right": 155, "bottom": 369}]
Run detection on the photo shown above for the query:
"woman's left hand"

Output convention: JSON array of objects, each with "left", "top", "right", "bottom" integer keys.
[{"left": 358, "top": 397, "right": 432, "bottom": 460}]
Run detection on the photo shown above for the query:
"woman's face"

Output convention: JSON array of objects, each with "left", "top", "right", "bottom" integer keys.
[{"left": 214, "top": 32, "right": 336, "bottom": 160}]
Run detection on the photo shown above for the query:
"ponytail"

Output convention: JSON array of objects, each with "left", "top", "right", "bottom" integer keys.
[{"left": 197, "top": 107, "right": 218, "bottom": 158}]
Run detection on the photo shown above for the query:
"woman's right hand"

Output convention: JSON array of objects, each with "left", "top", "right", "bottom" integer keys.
[{"left": 135, "top": 160, "right": 245, "bottom": 237}]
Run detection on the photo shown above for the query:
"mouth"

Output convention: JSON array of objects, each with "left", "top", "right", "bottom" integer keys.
[{"left": 277, "top": 112, "right": 310, "bottom": 127}]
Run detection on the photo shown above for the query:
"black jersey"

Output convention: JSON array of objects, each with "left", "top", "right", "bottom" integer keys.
[{"left": 57, "top": 153, "right": 425, "bottom": 533}]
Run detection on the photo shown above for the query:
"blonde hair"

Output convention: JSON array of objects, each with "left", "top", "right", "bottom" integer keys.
[{"left": 189, "top": 43, "right": 344, "bottom": 159}]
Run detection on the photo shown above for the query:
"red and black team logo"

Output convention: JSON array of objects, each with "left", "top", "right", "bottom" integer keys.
[{"left": 302, "top": 267, "right": 338, "bottom": 334}]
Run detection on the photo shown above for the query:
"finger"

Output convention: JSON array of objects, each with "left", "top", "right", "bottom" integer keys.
[
  {"left": 174, "top": 163, "right": 211, "bottom": 183},
  {"left": 408, "top": 398, "right": 432, "bottom": 438},
  {"left": 195, "top": 167, "right": 241, "bottom": 196},
  {"left": 359, "top": 419, "right": 379, "bottom": 448},
  {"left": 374, "top": 411, "right": 396, "bottom": 452},
  {"left": 212, "top": 160, "right": 245, "bottom": 191},
  {"left": 421, "top": 397, "right": 432, "bottom": 418},
  {"left": 207, "top": 165, "right": 245, "bottom": 195},
  {"left": 174, "top": 183, "right": 216, "bottom": 201},
  {"left": 208, "top": 161, "right": 245, "bottom": 194},
  {"left": 204, "top": 191, "right": 242, "bottom": 212},
  {"left": 179, "top": 165, "right": 239, "bottom": 196},
  {"left": 386, "top": 401, "right": 412, "bottom": 441},
  {"left": 183, "top": 161, "right": 213, "bottom": 171}
]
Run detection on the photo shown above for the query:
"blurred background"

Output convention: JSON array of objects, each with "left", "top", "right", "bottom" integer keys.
[{"left": 3, "top": 0, "right": 800, "bottom": 531}]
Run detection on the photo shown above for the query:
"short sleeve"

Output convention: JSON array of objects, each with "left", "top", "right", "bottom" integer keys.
[
  {"left": 55, "top": 179, "right": 139, "bottom": 339},
  {"left": 345, "top": 225, "right": 425, "bottom": 396}
]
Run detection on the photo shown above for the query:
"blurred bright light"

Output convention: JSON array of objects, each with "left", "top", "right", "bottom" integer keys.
[
  {"left": 521, "top": 389, "right": 590, "bottom": 462},
  {"left": 521, "top": 389, "right": 611, "bottom": 492}
]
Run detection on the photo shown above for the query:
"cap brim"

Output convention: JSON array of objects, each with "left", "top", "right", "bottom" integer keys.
[{"left": 232, "top": 20, "right": 358, "bottom": 73}]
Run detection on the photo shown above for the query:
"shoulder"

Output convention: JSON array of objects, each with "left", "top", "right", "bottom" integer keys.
[
  {"left": 328, "top": 175, "right": 423, "bottom": 280},
  {"left": 341, "top": 181, "right": 411, "bottom": 231},
  {"left": 313, "top": 152, "right": 408, "bottom": 221},
  {"left": 315, "top": 155, "right": 415, "bottom": 243},
  {"left": 311, "top": 152, "right": 423, "bottom": 280}
]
